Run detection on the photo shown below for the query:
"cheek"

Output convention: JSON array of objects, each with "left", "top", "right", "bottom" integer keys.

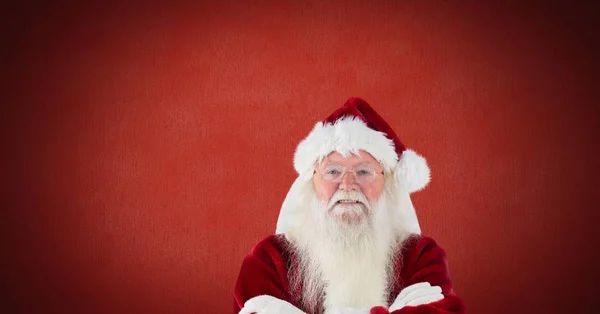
[
  {"left": 363, "top": 188, "right": 376, "bottom": 203},
  {"left": 319, "top": 185, "right": 337, "bottom": 201},
  {"left": 364, "top": 183, "right": 384, "bottom": 203},
  {"left": 313, "top": 178, "right": 337, "bottom": 201}
]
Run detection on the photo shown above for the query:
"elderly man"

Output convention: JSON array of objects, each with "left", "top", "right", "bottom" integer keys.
[{"left": 233, "top": 98, "right": 464, "bottom": 314}]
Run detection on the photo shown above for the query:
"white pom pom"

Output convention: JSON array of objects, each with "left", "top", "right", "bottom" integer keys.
[{"left": 394, "top": 149, "right": 431, "bottom": 193}]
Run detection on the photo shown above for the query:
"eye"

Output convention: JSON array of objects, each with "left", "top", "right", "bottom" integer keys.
[
  {"left": 356, "top": 169, "right": 371, "bottom": 176},
  {"left": 326, "top": 169, "right": 342, "bottom": 176}
]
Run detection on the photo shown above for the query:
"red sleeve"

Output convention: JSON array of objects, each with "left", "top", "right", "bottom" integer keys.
[
  {"left": 373, "top": 236, "right": 465, "bottom": 314},
  {"left": 233, "top": 235, "right": 294, "bottom": 313}
]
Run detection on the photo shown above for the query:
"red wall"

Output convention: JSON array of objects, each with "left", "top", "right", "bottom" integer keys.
[{"left": 5, "top": 1, "right": 599, "bottom": 313}]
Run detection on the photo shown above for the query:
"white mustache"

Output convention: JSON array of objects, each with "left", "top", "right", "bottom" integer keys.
[{"left": 327, "top": 190, "right": 370, "bottom": 210}]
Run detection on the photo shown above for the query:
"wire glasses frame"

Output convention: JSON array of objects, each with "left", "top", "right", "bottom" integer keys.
[{"left": 315, "top": 162, "right": 384, "bottom": 185}]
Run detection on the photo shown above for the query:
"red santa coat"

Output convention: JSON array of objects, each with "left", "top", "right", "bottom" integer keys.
[{"left": 233, "top": 234, "right": 465, "bottom": 314}]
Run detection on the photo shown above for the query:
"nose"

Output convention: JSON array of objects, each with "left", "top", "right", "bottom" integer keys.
[{"left": 338, "top": 171, "right": 359, "bottom": 191}]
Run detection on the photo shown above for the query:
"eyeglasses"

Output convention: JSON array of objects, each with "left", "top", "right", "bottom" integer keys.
[{"left": 316, "top": 162, "right": 383, "bottom": 185}]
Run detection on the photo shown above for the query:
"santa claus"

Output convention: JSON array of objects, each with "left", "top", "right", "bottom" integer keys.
[{"left": 233, "top": 97, "right": 465, "bottom": 314}]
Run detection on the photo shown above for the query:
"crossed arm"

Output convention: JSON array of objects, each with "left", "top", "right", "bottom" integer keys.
[{"left": 233, "top": 236, "right": 465, "bottom": 314}]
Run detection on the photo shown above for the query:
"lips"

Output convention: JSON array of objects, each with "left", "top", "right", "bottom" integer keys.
[{"left": 336, "top": 199, "right": 362, "bottom": 204}]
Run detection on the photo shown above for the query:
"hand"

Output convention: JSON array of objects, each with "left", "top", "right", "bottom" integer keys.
[
  {"left": 239, "top": 295, "right": 306, "bottom": 314},
  {"left": 388, "top": 282, "right": 444, "bottom": 312}
]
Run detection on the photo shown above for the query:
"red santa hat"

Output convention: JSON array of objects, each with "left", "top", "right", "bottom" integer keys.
[{"left": 276, "top": 97, "right": 429, "bottom": 236}]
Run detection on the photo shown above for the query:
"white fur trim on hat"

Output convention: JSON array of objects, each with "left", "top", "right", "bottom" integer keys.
[
  {"left": 292, "top": 117, "right": 430, "bottom": 193},
  {"left": 293, "top": 116, "right": 398, "bottom": 175},
  {"left": 395, "top": 149, "right": 431, "bottom": 193}
]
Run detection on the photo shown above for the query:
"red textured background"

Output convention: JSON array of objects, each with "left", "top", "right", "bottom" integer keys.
[{"left": 4, "top": 1, "right": 599, "bottom": 314}]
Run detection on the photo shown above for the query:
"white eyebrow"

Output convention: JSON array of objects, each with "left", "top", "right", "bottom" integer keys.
[
  {"left": 321, "top": 161, "right": 343, "bottom": 168},
  {"left": 322, "top": 161, "right": 375, "bottom": 168}
]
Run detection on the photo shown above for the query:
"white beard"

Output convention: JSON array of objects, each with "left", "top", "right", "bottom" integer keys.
[{"left": 288, "top": 188, "right": 398, "bottom": 314}]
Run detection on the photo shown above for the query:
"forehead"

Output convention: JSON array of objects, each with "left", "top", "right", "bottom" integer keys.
[{"left": 322, "top": 150, "right": 381, "bottom": 166}]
